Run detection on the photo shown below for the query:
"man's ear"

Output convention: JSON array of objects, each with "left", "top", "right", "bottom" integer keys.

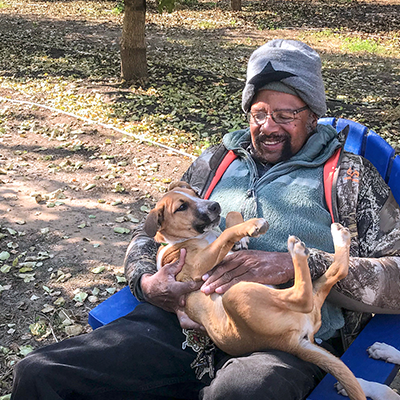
[
  {"left": 144, "top": 206, "right": 164, "bottom": 237},
  {"left": 168, "top": 181, "right": 192, "bottom": 191}
]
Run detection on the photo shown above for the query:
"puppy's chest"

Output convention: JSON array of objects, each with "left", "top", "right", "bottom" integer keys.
[{"left": 157, "top": 237, "right": 212, "bottom": 272}]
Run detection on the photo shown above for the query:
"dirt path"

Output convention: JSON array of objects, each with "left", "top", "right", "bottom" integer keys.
[{"left": 0, "top": 97, "right": 192, "bottom": 394}]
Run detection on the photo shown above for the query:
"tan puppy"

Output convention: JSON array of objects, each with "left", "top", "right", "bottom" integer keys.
[{"left": 144, "top": 182, "right": 366, "bottom": 400}]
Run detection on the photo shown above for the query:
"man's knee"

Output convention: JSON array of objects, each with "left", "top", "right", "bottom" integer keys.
[
  {"left": 200, "top": 351, "right": 323, "bottom": 400},
  {"left": 12, "top": 353, "right": 41, "bottom": 395}
]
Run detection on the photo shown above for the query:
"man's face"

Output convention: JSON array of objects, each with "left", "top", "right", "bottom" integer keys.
[{"left": 249, "top": 90, "right": 317, "bottom": 165}]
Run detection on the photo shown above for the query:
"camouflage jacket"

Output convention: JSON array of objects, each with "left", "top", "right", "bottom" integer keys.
[{"left": 124, "top": 135, "right": 400, "bottom": 349}]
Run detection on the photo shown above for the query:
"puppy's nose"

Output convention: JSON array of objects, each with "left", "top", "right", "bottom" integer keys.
[{"left": 208, "top": 202, "right": 221, "bottom": 214}]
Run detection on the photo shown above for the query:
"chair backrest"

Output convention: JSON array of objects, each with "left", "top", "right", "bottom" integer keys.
[
  {"left": 364, "top": 130, "right": 395, "bottom": 180},
  {"left": 388, "top": 155, "right": 400, "bottom": 205},
  {"left": 318, "top": 117, "right": 399, "bottom": 205},
  {"left": 337, "top": 118, "right": 368, "bottom": 156}
]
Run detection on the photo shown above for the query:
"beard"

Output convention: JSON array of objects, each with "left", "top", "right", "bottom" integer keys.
[
  {"left": 251, "top": 117, "right": 316, "bottom": 164},
  {"left": 252, "top": 132, "right": 292, "bottom": 164}
]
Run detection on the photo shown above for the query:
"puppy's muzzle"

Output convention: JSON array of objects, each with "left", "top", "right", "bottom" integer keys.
[{"left": 194, "top": 200, "right": 221, "bottom": 233}]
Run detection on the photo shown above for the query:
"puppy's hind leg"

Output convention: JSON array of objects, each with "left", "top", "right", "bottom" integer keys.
[
  {"left": 272, "top": 236, "right": 313, "bottom": 313},
  {"left": 313, "top": 223, "right": 351, "bottom": 309}
]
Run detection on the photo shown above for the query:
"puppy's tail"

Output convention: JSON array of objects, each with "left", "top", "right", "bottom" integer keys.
[{"left": 294, "top": 339, "right": 366, "bottom": 400}]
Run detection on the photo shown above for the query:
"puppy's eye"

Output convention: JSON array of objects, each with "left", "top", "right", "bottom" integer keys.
[{"left": 175, "top": 203, "right": 188, "bottom": 213}]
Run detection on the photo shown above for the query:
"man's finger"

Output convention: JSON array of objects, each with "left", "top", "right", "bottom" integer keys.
[
  {"left": 164, "top": 248, "right": 187, "bottom": 275},
  {"left": 176, "top": 280, "right": 203, "bottom": 298},
  {"left": 177, "top": 309, "right": 205, "bottom": 331}
]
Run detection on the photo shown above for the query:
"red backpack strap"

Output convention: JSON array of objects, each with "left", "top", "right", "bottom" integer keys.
[
  {"left": 204, "top": 150, "right": 237, "bottom": 200},
  {"left": 324, "top": 148, "right": 341, "bottom": 222}
]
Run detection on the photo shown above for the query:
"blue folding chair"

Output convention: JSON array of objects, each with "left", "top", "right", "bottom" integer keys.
[
  {"left": 388, "top": 156, "right": 400, "bottom": 204},
  {"left": 364, "top": 130, "right": 395, "bottom": 182},
  {"left": 88, "top": 286, "right": 140, "bottom": 329},
  {"left": 336, "top": 118, "right": 368, "bottom": 156}
]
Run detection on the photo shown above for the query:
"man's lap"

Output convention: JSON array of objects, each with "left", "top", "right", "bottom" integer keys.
[{"left": 12, "top": 302, "right": 324, "bottom": 400}]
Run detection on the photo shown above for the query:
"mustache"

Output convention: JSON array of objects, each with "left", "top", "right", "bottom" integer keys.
[{"left": 255, "top": 132, "right": 290, "bottom": 145}]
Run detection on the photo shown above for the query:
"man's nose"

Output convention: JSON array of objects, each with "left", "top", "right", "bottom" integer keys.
[{"left": 259, "top": 114, "right": 279, "bottom": 132}]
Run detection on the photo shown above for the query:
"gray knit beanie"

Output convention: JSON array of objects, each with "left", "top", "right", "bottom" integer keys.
[{"left": 242, "top": 39, "right": 327, "bottom": 117}]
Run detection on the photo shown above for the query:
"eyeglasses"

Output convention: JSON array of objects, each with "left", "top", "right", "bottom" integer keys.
[{"left": 247, "top": 106, "right": 309, "bottom": 126}]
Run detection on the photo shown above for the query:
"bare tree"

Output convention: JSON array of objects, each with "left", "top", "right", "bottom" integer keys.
[
  {"left": 231, "top": 0, "right": 242, "bottom": 11},
  {"left": 120, "top": 0, "right": 148, "bottom": 81}
]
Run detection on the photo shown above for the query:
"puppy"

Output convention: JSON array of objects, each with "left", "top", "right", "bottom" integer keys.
[{"left": 144, "top": 182, "right": 366, "bottom": 400}]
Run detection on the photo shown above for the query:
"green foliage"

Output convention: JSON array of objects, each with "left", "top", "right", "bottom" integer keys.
[
  {"left": 198, "top": 20, "right": 217, "bottom": 29},
  {"left": 342, "top": 37, "right": 381, "bottom": 54},
  {"left": 158, "top": 0, "right": 177, "bottom": 13},
  {"left": 111, "top": 1, "right": 124, "bottom": 14}
]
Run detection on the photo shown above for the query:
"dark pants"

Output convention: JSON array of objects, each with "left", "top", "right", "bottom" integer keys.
[{"left": 12, "top": 302, "right": 324, "bottom": 400}]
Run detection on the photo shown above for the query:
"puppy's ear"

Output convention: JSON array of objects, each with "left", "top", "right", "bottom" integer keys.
[
  {"left": 168, "top": 181, "right": 192, "bottom": 191},
  {"left": 144, "top": 206, "right": 164, "bottom": 237}
]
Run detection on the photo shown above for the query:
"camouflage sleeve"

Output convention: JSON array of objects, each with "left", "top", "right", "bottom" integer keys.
[
  {"left": 308, "top": 155, "right": 400, "bottom": 314},
  {"left": 124, "top": 224, "right": 159, "bottom": 301}
]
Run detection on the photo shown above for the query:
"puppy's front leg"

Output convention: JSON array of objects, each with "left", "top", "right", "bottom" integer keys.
[
  {"left": 194, "top": 218, "right": 268, "bottom": 276},
  {"left": 336, "top": 378, "right": 400, "bottom": 400},
  {"left": 368, "top": 342, "right": 400, "bottom": 365}
]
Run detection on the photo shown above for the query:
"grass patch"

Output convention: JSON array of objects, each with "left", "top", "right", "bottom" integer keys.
[{"left": 342, "top": 37, "right": 382, "bottom": 54}]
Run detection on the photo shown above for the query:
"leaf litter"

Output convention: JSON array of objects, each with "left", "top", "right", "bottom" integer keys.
[{"left": 1, "top": 0, "right": 400, "bottom": 396}]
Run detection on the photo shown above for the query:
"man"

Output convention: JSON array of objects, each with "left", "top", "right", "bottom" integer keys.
[{"left": 12, "top": 39, "right": 400, "bottom": 400}]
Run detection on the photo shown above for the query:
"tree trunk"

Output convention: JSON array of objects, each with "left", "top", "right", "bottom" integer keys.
[
  {"left": 120, "top": 0, "right": 148, "bottom": 82},
  {"left": 231, "top": 0, "right": 241, "bottom": 11}
]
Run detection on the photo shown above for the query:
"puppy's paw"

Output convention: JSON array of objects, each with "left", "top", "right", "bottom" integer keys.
[
  {"left": 287, "top": 236, "right": 309, "bottom": 258},
  {"left": 247, "top": 218, "right": 269, "bottom": 238},
  {"left": 331, "top": 223, "right": 350, "bottom": 247},
  {"left": 232, "top": 236, "right": 249, "bottom": 251},
  {"left": 368, "top": 342, "right": 400, "bottom": 364},
  {"left": 335, "top": 381, "right": 349, "bottom": 397}
]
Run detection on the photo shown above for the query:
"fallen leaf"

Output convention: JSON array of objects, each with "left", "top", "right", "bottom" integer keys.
[
  {"left": 88, "top": 295, "right": 99, "bottom": 303},
  {"left": 41, "top": 304, "right": 55, "bottom": 313},
  {"left": 54, "top": 297, "right": 65, "bottom": 306},
  {"left": 84, "top": 183, "right": 96, "bottom": 191},
  {"left": 19, "top": 345, "right": 34, "bottom": 356},
  {"left": 114, "top": 227, "right": 131, "bottom": 234},
  {"left": 29, "top": 322, "right": 47, "bottom": 336},
  {"left": 116, "top": 276, "right": 127, "bottom": 283},
  {"left": 0, "top": 251, "right": 11, "bottom": 261},
  {"left": 73, "top": 292, "right": 88, "bottom": 303},
  {"left": 65, "top": 324, "right": 83, "bottom": 337},
  {"left": 0, "top": 265, "right": 11, "bottom": 273},
  {"left": 91, "top": 266, "right": 105, "bottom": 274},
  {"left": 140, "top": 205, "right": 151, "bottom": 213}
]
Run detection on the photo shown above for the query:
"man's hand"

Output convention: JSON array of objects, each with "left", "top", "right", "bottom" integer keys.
[
  {"left": 200, "top": 250, "right": 294, "bottom": 295},
  {"left": 140, "top": 249, "right": 204, "bottom": 330}
]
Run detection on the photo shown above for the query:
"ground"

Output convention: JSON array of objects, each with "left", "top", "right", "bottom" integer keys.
[
  {"left": 0, "top": 99, "right": 193, "bottom": 394},
  {"left": 1, "top": 0, "right": 400, "bottom": 396}
]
